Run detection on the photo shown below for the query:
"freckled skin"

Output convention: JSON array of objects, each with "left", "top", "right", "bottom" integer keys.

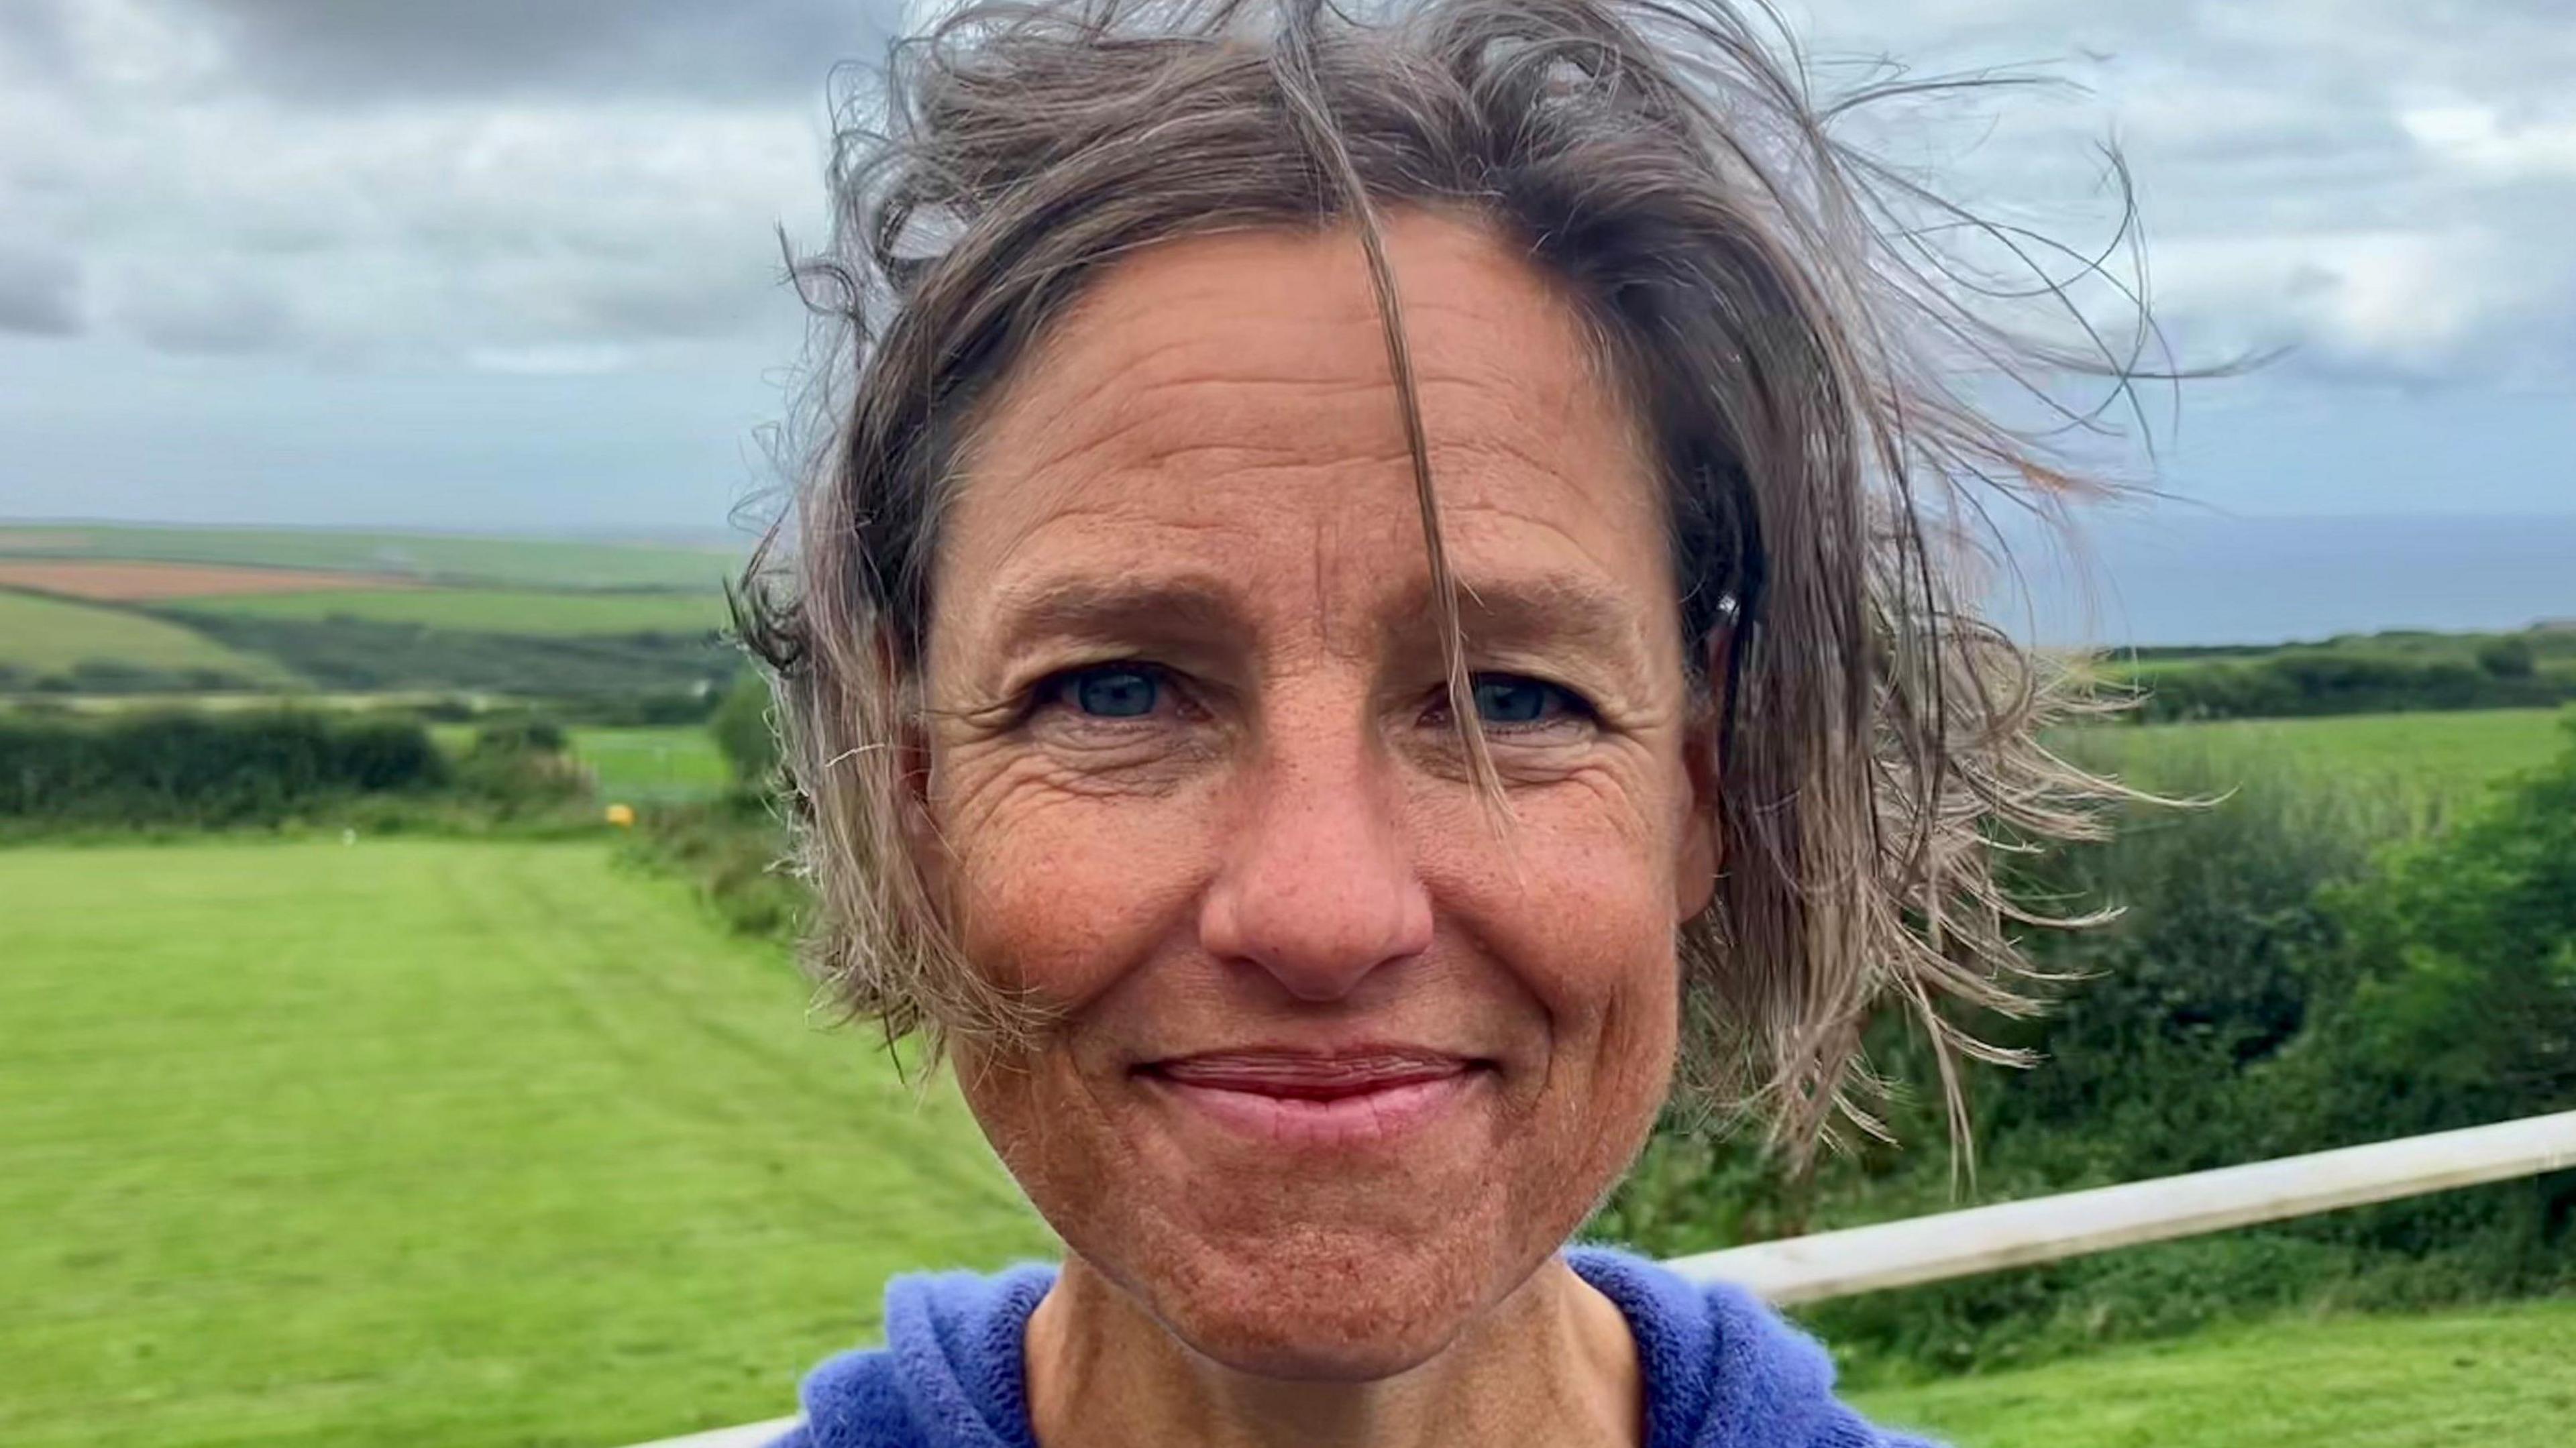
[{"left": 919, "top": 213, "right": 1720, "bottom": 1441}]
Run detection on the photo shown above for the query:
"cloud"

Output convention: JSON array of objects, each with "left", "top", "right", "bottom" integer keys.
[
  {"left": 2147, "top": 227, "right": 2548, "bottom": 376},
  {"left": 0, "top": 1, "right": 72, "bottom": 82},
  {"left": 160, "top": 0, "right": 899, "bottom": 104},
  {"left": 466, "top": 343, "right": 638, "bottom": 376},
  {"left": 1796, "top": 0, "right": 2576, "bottom": 386},
  {"left": 0, "top": 0, "right": 824, "bottom": 366},
  {"left": 0, "top": 240, "right": 81, "bottom": 335},
  {"left": 0, "top": 0, "right": 2570, "bottom": 390},
  {"left": 2402, "top": 103, "right": 2576, "bottom": 182},
  {"left": 115, "top": 268, "right": 294, "bottom": 353},
  {"left": 1, "top": 0, "right": 2569, "bottom": 533}
]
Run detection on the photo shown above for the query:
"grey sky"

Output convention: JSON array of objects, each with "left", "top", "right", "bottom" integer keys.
[{"left": 0, "top": 0, "right": 2569, "bottom": 539}]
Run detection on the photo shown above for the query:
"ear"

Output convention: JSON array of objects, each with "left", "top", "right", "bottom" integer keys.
[{"left": 1673, "top": 626, "right": 1728, "bottom": 924}]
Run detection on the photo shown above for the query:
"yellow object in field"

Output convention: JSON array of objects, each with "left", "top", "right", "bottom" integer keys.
[{"left": 604, "top": 803, "right": 637, "bottom": 828}]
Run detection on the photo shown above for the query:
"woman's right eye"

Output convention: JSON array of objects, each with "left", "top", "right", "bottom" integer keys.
[{"left": 1045, "top": 664, "right": 1165, "bottom": 720}]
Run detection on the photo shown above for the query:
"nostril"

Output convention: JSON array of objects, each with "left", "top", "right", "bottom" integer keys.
[{"left": 1199, "top": 877, "right": 1434, "bottom": 999}]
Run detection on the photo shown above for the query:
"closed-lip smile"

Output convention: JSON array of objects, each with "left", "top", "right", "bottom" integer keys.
[{"left": 1135, "top": 1047, "right": 1491, "bottom": 1148}]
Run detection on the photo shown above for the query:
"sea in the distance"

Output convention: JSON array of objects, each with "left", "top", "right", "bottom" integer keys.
[{"left": 2000, "top": 512, "right": 2574, "bottom": 649}]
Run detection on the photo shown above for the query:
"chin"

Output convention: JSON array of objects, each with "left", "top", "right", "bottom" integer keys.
[{"left": 1117, "top": 1212, "right": 1529, "bottom": 1381}]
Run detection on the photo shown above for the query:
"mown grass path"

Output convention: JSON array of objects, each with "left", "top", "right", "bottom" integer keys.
[
  {"left": 0, "top": 840, "right": 1049, "bottom": 1447},
  {"left": 1856, "top": 1296, "right": 2576, "bottom": 1446}
]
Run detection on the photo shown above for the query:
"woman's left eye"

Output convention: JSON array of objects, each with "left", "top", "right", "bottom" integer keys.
[
  {"left": 1468, "top": 673, "right": 1589, "bottom": 728},
  {"left": 1049, "top": 664, "right": 1165, "bottom": 719}
]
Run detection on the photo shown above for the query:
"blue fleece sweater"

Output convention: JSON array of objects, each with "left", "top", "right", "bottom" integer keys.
[{"left": 773, "top": 1247, "right": 1936, "bottom": 1447}]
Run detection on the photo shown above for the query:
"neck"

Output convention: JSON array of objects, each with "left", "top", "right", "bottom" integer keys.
[{"left": 1024, "top": 1254, "right": 1642, "bottom": 1448}]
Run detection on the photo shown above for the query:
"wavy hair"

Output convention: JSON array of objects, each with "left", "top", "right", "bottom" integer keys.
[{"left": 739, "top": 0, "right": 2147, "bottom": 1160}]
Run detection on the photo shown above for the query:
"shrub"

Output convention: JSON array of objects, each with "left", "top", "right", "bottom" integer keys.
[
  {"left": 2128, "top": 634, "right": 2573, "bottom": 722},
  {"left": 2283, "top": 717, "right": 2576, "bottom": 1141},
  {"left": 1601, "top": 729, "right": 2576, "bottom": 1381},
  {"left": 2477, "top": 636, "right": 2538, "bottom": 679},
  {"left": 623, "top": 794, "right": 804, "bottom": 942},
  {"left": 472, "top": 716, "right": 570, "bottom": 755},
  {"left": 450, "top": 716, "right": 588, "bottom": 811},
  {"left": 7, "top": 658, "right": 268, "bottom": 694},
  {"left": 0, "top": 711, "right": 449, "bottom": 825},
  {"left": 710, "top": 672, "right": 780, "bottom": 788}
]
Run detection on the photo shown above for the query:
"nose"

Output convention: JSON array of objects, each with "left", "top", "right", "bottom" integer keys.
[{"left": 1197, "top": 724, "right": 1434, "bottom": 1002}]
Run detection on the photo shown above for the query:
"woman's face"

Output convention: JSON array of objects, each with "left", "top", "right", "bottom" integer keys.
[{"left": 920, "top": 211, "right": 1717, "bottom": 1379}]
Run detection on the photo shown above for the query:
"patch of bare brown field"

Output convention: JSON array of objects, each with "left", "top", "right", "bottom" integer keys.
[{"left": 0, "top": 559, "right": 417, "bottom": 600}]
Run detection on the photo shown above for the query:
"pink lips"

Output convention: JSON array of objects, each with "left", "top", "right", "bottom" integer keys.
[{"left": 1140, "top": 1048, "right": 1485, "bottom": 1148}]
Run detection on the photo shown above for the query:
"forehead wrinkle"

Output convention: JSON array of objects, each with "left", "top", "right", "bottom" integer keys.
[
  {"left": 1032, "top": 320, "right": 1396, "bottom": 423},
  {"left": 937, "top": 213, "right": 1670, "bottom": 692},
  {"left": 1422, "top": 437, "right": 1649, "bottom": 535},
  {"left": 977, "top": 354, "right": 1415, "bottom": 504},
  {"left": 1309, "top": 496, "right": 1353, "bottom": 665},
  {"left": 1085, "top": 373, "right": 1405, "bottom": 472},
  {"left": 1000, "top": 262, "right": 1392, "bottom": 442},
  {"left": 954, "top": 435, "right": 1666, "bottom": 675},
  {"left": 1010, "top": 407, "right": 1417, "bottom": 500},
  {"left": 986, "top": 229, "right": 1621, "bottom": 494},
  {"left": 1438, "top": 486, "right": 1667, "bottom": 602}
]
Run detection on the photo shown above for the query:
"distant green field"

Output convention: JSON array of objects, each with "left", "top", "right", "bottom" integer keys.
[
  {"left": 1854, "top": 1296, "right": 2576, "bottom": 1447},
  {"left": 575, "top": 725, "right": 730, "bottom": 800},
  {"left": 2072, "top": 707, "right": 2571, "bottom": 805},
  {"left": 0, "top": 590, "right": 297, "bottom": 683},
  {"left": 0, "top": 840, "right": 1050, "bottom": 1448},
  {"left": 180, "top": 587, "right": 728, "bottom": 636},
  {"left": 0, "top": 522, "right": 739, "bottom": 592},
  {"left": 431, "top": 724, "right": 731, "bottom": 801}
]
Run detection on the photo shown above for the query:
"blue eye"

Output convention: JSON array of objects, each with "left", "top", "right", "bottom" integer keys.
[
  {"left": 1061, "top": 666, "right": 1161, "bottom": 718},
  {"left": 1470, "top": 674, "right": 1578, "bottom": 726}
]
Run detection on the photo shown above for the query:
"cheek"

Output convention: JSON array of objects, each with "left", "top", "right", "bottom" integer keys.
[
  {"left": 1422, "top": 769, "right": 1684, "bottom": 1131},
  {"left": 1437, "top": 767, "right": 1685, "bottom": 1013},
  {"left": 934, "top": 752, "right": 1214, "bottom": 1011},
  {"left": 1416, "top": 774, "right": 1683, "bottom": 1241},
  {"left": 934, "top": 763, "right": 1212, "bottom": 1212}
]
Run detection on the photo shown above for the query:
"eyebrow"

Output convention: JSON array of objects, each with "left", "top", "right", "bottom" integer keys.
[
  {"left": 980, "top": 573, "right": 1256, "bottom": 663},
  {"left": 978, "top": 565, "right": 1652, "bottom": 678},
  {"left": 1437, "top": 571, "right": 1648, "bottom": 660}
]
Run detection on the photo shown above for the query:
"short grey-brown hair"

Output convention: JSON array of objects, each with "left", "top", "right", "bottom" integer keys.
[{"left": 740, "top": 0, "right": 2135, "bottom": 1158}]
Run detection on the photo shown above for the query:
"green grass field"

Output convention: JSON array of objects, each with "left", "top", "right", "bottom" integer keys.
[
  {"left": 428, "top": 724, "right": 731, "bottom": 801},
  {"left": 0, "top": 840, "right": 1051, "bottom": 1448},
  {"left": 0, "top": 590, "right": 297, "bottom": 683},
  {"left": 0, "top": 522, "right": 739, "bottom": 592},
  {"left": 6, "top": 841, "right": 2569, "bottom": 1447},
  {"left": 2071, "top": 707, "right": 2571, "bottom": 805},
  {"left": 574, "top": 726, "right": 731, "bottom": 801},
  {"left": 178, "top": 588, "right": 728, "bottom": 637},
  {"left": 1854, "top": 1296, "right": 2576, "bottom": 1447}
]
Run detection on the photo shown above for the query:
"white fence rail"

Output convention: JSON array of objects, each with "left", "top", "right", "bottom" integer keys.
[
  {"left": 633, "top": 1109, "right": 2576, "bottom": 1448},
  {"left": 1668, "top": 1108, "right": 2576, "bottom": 1304}
]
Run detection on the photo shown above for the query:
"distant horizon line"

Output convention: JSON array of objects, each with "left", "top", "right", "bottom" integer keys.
[
  {"left": 5, "top": 511, "right": 2570, "bottom": 653},
  {"left": 0, "top": 515, "right": 755, "bottom": 551},
  {"left": 9, "top": 506, "right": 2576, "bottom": 547}
]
